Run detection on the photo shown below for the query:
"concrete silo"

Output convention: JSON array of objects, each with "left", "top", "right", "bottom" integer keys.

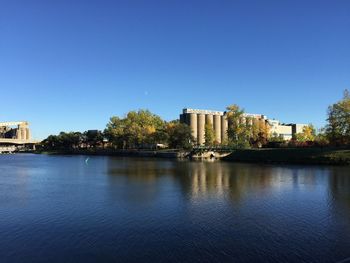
[
  {"left": 21, "top": 128, "right": 27, "bottom": 141},
  {"left": 213, "top": 114, "right": 221, "bottom": 143},
  {"left": 197, "top": 114, "right": 205, "bottom": 145},
  {"left": 26, "top": 128, "right": 31, "bottom": 140},
  {"left": 189, "top": 113, "right": 198, "bottom": 142},
  {"left": 221, "top": 115, "right": 228, "bottom": 143}
]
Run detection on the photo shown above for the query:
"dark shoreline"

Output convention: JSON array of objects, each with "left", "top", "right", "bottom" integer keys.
[
  {"left": 222, "top": 147, "right": 350, "bottom": 166},
  {"left": 35, "top": 149, "right": 187, "bottom": 159},
  {"left": 33, "top": 147, "right": 350, "bottom": 166}
]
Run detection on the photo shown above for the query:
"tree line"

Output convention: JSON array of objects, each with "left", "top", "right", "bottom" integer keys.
[
  {"left": 223, "top": 90, "right": 350, "bottom": 148},
  {"left": 325, "top": 90, "right": 350, "bottom": 145},
  {"left": 224, "top": 104, "right": 318, "bottom": 148},
  {"left": 41, "top": 110, "right": 193, "bottom": 151},
  {"left": 41, "top": 90, "right": 350, "bottom": 151}
]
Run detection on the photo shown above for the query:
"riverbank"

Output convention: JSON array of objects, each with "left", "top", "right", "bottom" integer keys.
[
  {"left": 37, "top": 149, "right": 188, "bottom": 158},
  {"left": 36, "top": 147, "right": 350, "bottom": 165},
  {"left": 222, "top": 147, "right": 350, "bottom": 165}
]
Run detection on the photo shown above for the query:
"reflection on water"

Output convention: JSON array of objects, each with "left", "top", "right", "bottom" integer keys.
[
  {"left": 1, "top": 154, "right": 350, "bottom": 262},
  {"left": 107, "top": 158, "right": 349, "bottom": 206},
  {"left": 328, "top": 170, "right": 350, "bottom": 221}
]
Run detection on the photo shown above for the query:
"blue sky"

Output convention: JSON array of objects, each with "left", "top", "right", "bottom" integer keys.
[{"left": 1, "top": 0, "right": 349, "bottom": 139}]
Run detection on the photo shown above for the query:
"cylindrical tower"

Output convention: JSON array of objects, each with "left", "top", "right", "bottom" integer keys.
[
  {"left": 189, "top": 113, "right": 198, "bottom": 143},
  {"left": 26, "top": 128, "right": 30, "bottom": 140},
  {"left": 197, "top": 114, "right": 205, "bottom": 145},
  {"left": 221, "top": 115, "right": 228, "bottom": 143},
  {"left": 214, "top": 114, "right": 221, "bottom": 144},
  {"left": 16, "top": 128, "right": 22, "bottom": 140},
  {"left": 205, "top": 114, "right": 213, "bottom": 128},
  {"left": 21, "top": 128, "right": 26, "bottom": 141}
]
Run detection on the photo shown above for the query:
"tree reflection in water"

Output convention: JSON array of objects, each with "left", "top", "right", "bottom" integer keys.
[{"left": 107, "top": 158, "right": 350, "bottom": 209}]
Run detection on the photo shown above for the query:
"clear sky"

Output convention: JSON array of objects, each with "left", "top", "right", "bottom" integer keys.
[{"left": 1, "top": 0, "right": 349, "bottom": 139}]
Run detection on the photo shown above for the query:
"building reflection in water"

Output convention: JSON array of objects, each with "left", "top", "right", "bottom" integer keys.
[
  {"left": 177, "top": 161, "right": 322, "bottom": 203},
  {"left": 106, "top": 157, "right": 350, "bottom": 209}
]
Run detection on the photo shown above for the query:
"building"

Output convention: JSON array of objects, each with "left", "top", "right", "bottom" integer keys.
[
  {"left": 268, "top": 120, "right": 307, "bottom": 141},
  {"left": 0, "top": 121, "right": 36, "bottom": 151},
  {"left": 180, "top": 108, "right": 227, "bottom": 145},
  {"left": 180, "top": 108, "right": 307, "bottom": 145}
]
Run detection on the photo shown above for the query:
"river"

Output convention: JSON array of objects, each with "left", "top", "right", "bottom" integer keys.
[{"left": 1, "top": 154, "right": 350, "bottom": 262}]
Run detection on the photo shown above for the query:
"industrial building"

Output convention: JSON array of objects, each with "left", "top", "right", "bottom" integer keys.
[
  {"left": 180, "top": 108, "right": 307, "bottom": 145},
  {"left": 0, "top": 121, "right": 35, "bottom": 152},
  {"left": 180, "top": 109, "right": 227, "bottom": 145}
]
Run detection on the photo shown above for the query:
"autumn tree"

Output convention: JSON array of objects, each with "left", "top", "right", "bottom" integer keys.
[
  {"left": 251, "top": 118, "right": 260, "bottom": 142},
  {"left": 326, "top": 90, "right": 350, "bottom": 145},
  {"left": 226, "top": 104, "right": 250, "bottom": 148},
  {"left": 270, "top": 132, "right": 284, "bottom": 143},
  {"left": 295, "top": 124, "right": 316, "bottom": 142},
  {"left": 251, "top": 119, "right": 270, "bottom": 147},
  {"left": 204, "top": 121, "right": 215, "bottom": 146},
  {"left": 104, "top": 109, "right": 166, "bottom": 149}
]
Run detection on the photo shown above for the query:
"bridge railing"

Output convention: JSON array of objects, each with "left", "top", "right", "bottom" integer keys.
[
  {"left": 192, "top": 146, "right": 235, "bottom": 152},
  {"left": 0, "top": 146, "right": 16, "bottom": 153}
]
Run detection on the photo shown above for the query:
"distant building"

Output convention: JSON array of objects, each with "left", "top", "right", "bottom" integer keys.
[
  {"left": 0, "top": 121, "right": 36, "bottom": 150},
  {"left": 180, "top": 109, "right": 227, "bottom": 145},
  {"left": 268, "top": 120, "right": 307, "bottom": 141},
  {"left": 180, "top": 108, "right": 307, "bottom": 145}
]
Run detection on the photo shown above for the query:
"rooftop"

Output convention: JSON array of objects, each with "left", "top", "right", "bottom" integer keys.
[{"left": 182, "top": 108, "right": 225, "bottom": 115}]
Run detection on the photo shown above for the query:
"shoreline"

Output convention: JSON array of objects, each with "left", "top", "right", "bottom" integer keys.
[
  {"left": 35, "top": 149, "right": 188, "bottom": 159},
  {"left": 31, "top": 147, "right": 350, "bottom": 166},
  {"left": 222, "top": 147, "right": 350, "bottom": 166}
]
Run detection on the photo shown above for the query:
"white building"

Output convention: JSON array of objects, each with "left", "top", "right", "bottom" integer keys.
[{"left": 268, "top": 120, "right": 308, "bottom": 141}]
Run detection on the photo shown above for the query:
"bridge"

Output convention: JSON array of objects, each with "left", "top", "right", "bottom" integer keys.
[
  {"left": 0, "top": 138, "right": 37, "bottom": 144},
  {"left": 0, "top": 121, "right": 37, "bottom": 151},
  {"left": 0, "top": 146, "right": 16, "bottom": 153},
  {"left": 189, "top": 146, "right": 233, "bottom": 159}
]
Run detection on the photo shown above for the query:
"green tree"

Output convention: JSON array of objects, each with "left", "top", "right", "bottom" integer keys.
[
  {"left": 314, "top": 128, "right": 329, "bottom": 146},
  {"left": 84, "top": 130, "right": 104, "bottom": 148},
  {"left": 167, "top": 122, "right": 194, "bottom": 150},
  {"left": 152, "top": 127, "right": 169, "bottom": 145},
  {"left": 270, "top": 132, "right": 284, "bottom": 143},
  {"left": 41, "top": 135, "right": 60, "bottom": 150},
  {"left": 326, "top": 90, "right": 350, "bottom": 145},
  {"left": 41, "top": 131, "right": 83, "bottom": 150},
  {"left": 104, "top": 116, "right": 126, "bottom": 148},
  {"left": 105, "top": 109, "right": 166, "bottom": 149},
  {"left": 204, "top": 121, "right": 215, "bottom": 146},
  {"left": 226, "top": 104, "right": 250, "bottom": 148}
]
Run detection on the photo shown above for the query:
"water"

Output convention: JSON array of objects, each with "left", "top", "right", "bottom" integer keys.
[{"left": 1, "top": 154, "right": 350, "bottom": 263}]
